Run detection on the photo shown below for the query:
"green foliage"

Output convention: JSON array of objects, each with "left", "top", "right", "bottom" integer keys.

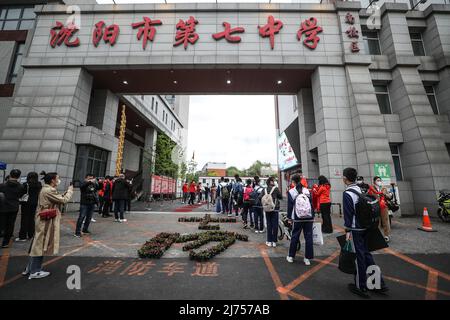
[
  {"left": 154, "top": 132, "right": 179, "bottom": 178},
  {"left": 226, "top": 166, "right": 245, "bottom": 177}
]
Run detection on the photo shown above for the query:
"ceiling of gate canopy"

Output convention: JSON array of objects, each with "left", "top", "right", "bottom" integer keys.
[{"left": 96, "top": 0, "right": 322, "bottom": 4}]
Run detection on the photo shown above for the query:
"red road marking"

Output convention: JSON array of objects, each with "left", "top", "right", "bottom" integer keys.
[
  {"left": 425, "top": 271, "right": 439, "bottom": 300},
  {"left": 258, "top": 244, "right": 290, "bottom": 300}
]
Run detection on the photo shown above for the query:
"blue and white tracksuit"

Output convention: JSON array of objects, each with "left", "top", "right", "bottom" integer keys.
[
  {"left": 287, "top": 185, "right": 315, "bottom": 259},
  {"left": 343, "top": 184, "right": 385, "bottom": 290}
]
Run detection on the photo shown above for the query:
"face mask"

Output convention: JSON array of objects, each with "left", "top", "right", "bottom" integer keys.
[
  {"left": 356, "top": 180, "right": 363, "bottom": 185},
  {"left": 56, "top": 179, "right": 61, "bottom": 186},
  {"left": 376, "top": 181, "right": 382, "bottom": 187}
]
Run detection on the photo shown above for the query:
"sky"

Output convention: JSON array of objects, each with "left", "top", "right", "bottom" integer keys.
[{"left": 186, "top": 95, "right": 278, "bottom": 171}]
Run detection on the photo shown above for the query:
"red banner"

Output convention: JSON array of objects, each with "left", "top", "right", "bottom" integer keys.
[{"left": 151, "top": 175, "right": 177, "bottom": 194}]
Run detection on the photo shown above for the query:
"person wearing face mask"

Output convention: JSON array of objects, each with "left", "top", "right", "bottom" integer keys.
[
  {"left": 356, "top": 176, "right": 370, "bottom": 194},
  {"left": 23, "top": 171, "right": 73, "bottom": 279},
  {"left": 368, "top": 176, "right": 392, "bottom": 243}
]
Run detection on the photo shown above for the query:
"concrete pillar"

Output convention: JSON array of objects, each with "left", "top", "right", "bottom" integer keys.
[
  {"left": 389, "top": 66, "right": 450, "bottom": 214},
  {"left": 0, "top": 67, "right": 93, "bottom": 190},
  {"left": 142, "top": 127, "right": 157, "bottom": 197},
  {"left": 296, "top": 88, "right": 319, "bottom": 179},
  {"left": 311, "top": 66, "right": 356, "bottom": 203}
]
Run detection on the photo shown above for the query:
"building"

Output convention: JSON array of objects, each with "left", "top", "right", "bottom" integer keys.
[
  {"left": 0, "top": 0, "right": 449, "bottom": 215},
  {"left": 201, "top": 162, "right": 227, "bottom": 177},
  {"left": 0, "top": 0, "right": 190, "bottom": 198}
]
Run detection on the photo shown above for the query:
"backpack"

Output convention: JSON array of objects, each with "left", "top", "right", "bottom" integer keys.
[
  {"left": 261, "top": 187, "right": 276, "bottom": 212},
  {"left": 346, "top": 189, "right": 380, "bottom": 228},
  {"left": 250, "top": 186, "right": 262, "bottom": 206},
  {"left": 221, "top": 184, "right": 230, "bottom": 199},
  {"left": 243, "top": 186, "right": 253, "bottom": 202},
  {"left": 292, "top": 188, "right": 312, "bottom": 219}
]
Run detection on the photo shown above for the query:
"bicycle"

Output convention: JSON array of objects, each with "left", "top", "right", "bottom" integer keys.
[{"left": 278, "top": 212, "right": 301, "bottom": 251}]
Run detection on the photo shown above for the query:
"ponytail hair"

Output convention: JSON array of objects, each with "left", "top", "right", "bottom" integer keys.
[{"left": 41, "top": 171, "right": 58, "bottom": 185}]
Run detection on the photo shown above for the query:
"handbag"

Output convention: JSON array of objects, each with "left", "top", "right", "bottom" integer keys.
[
  {"left": 338, "top": 239, "right": 356, "bottom": 274},
  {"left": 39, "top": 208, "right": 58, "bottom": 220},
  {"left": 19, "top": 184, "right": 29, "bottom": 203}
]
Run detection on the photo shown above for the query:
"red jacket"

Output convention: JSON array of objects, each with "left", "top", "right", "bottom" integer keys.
[
  {"left": 189, "top": 183, "right": 197, "bottom": 193},
  {"left": 368, "top": 185, "right": 387, "bottom": 211},
  {"left": 182, "top": 184, "right": 188, "bottom": 193},
  {"left": 315, "top": 184, "right": 331, "bottom": 204}
]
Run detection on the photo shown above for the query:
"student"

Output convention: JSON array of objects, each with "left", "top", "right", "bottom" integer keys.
[
  {"left": 252, "top": 176, "right": 265, "bottom": 233},
  {"left": 188, "top": 180, "right": 197, "bottom": 205},
  {"left": 263, "top": 177, "right": 283, "bottom": 247},
  {"left": 315, "top": 175, "right": 333, "bottom": 234},
  {"left": 356, "top": 176, "right": 370, "bottom": 194},
  {"left": 24, "top": 171, "right": 73, "bottom": 279},
  {"left": 242, "top": 179, "right": 254, "bottom": 229},
  {"left": 101, "top": 176, "right": 113, "bottom": 218},
  {"left": 231, "top": 175, "right": 244, "bottom": 217},
  {"left": 342, "top": 168, "right": 388, "bottom": 298},
  {"left": 204, "top": 183, "right": 210, "bottom": 204},
  {"left": 197, "top": 182, "right": 203, "bottom": 203},
  {"left": 112, "top": 174, "right": 131, "bottom": 223},
  {"left": 287, "top": 174, "right": 314, "bottom": 266},
  {"left": 0, "top": 169, "right": 26, "bottom": 248},
  {"left": 368, "top": 176, "right": 392, "bottom": 243},
  {"left": 218, "top": 177, "right": 230, "bottom": 215},
  {"left": 16, "top": 172, "right": 42, "bottom": 242},
  {"left": 182, "top": 181, "right": 189, "bottom": 204},
  {"left": 210, "top": 183, "right": 217, "bottom": 205}
]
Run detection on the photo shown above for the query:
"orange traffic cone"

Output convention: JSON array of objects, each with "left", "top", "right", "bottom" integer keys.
[{"left": 418, "top": 208, "right": 437, "bottom": 232}]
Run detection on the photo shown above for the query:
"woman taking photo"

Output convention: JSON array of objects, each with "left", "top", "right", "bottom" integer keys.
[{"left": 23, "top": 172, "right": 73, "bottom": 279}]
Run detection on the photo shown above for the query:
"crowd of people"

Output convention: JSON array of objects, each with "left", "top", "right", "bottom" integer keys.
[
  {"left": 0, "top": 169, "right": 134, "bottom": 280},
  {"left": 179, "top": 169, "right": 394, "bottom": 297},
  {"left": 0, "top": 166, "right": 394, "bottom": 296}
]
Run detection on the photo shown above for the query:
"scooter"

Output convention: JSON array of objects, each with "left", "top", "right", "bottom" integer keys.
[{"left": 437, "top": 190, "right": 450, "bottom": 223}]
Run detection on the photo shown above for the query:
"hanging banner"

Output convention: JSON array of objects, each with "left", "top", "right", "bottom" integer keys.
[{"left": 277, "top": 131, "right": 299, "bottom": 171}]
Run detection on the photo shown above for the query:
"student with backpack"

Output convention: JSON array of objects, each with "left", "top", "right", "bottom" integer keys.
[
  {"left": 217, "top": 177, "right": 230, "bottom": 215},
  {"left": 342, "top": 167, "right": 388, "bottom": 298},
  {"left": 242, "top": 179, "right": 254, "bottom": 229},
  {"left": 262, "top": 177, "right": 283, "bottom": 247},
  {"left": 286, "top": 174, "right": 314, "bottom": 265},
  {"left": 252, "top": 176, "right": 265, "bottom": 233},
  {"left": 231, "top": 175, "right": 244, "bottom": 217}
]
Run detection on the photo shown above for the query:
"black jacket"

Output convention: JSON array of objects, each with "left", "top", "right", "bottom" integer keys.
[
  {"left": 22, "top": 181, "right": 42, "bottom": 206},
  {"left": 112, "top": 179, "right": 131, "bottom": 200},
  {"left": 0, "top": 180, "right": 26, "bottom": 213},
  {"left": 80, "top": 181, "right": 100, "bottom": 205}
]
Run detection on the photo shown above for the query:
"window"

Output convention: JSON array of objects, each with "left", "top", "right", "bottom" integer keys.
[
  {"left": 151, "top": 97, "right": 154, "bottom": 111},
  {"left": 73, "top": 145, "right": 108, "bottom": 184},
  {"left": 362, "top": 30, "right": 381, "bottom": 55},
  {"left": 446, "top": 144, "right": 450, "bottom": 160},
  {"left": 155, "top": 101, "right": 158, "bottom": 114},
  {"left": 162, "top": 110, "right": 165, "bottom": 121},
  {"left": 390, "top": 144, "right": 403, "bottom": 181},
  {"left": 202, "top": 179, "right": 206, "bottom": 184},
  {"left": 374, "top": 85, "right": 392, "bottom": 114},
  {"left": 0, "top": 6, "right": 35, "bottom": 31},
  {"left": 424, "top": 85, "right": 439, "bottom": 115},
  {"left": 8, "top": 43, "right": 25, "bottom": 84},
  {"left": 410, "top": 32, "right": 426, "bottom": 56}
]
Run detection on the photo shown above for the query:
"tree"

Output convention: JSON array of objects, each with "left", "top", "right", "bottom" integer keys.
[
  {"left": 226, "top": 166, "right": 244, "bottom": 177},
  {"left": 154, "top": 133, "right": 178, "bottom": 178},
  {"left": 246, "top": 160, "right": 272, "bottom": 177}
]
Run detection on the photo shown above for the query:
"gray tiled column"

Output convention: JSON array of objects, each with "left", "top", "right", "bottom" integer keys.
[
  {"left": 0, "top": 67, "right": 93, "bottom": 189},
  {"left": 311, "top": 66, "right": 357, "bottom": 202},
  {"left": 142, "top": 127, "right": 157, "bottom": 197},
  {"left": 389, "top": 66, "right": 450, "bottom": 214},
  {"left": 296, "top": 88, "right": 319, "bottom": 179}
]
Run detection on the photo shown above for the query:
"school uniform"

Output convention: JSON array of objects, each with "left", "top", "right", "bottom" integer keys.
[
  {"left": 343, "top": 184, "right": 386, "bottom": 290},
  {"left": 287, "top": 184, "right": 314, "bottom": 259}
]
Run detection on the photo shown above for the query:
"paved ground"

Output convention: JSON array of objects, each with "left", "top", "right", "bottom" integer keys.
[{"left": 0, "top": 200, "right": 449, "bottom": 300}]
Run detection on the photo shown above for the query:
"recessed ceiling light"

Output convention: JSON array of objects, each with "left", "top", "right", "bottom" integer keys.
[
  {"left": 227, "top": 80, "right": 231, "bottom": 84},
  {"left": 123, "top": 80, "right": 128, "bottom": 85},
  {"left": 173, "top": 80, "right": 178, "bottom": 84},
  {"left": 135, "top": 124, "right": 139, "bottom": 128},
  {"left": 277, "top": 80, "right": 282, "bottom": 84}
]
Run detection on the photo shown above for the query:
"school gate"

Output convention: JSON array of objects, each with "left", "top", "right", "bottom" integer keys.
[{"left": 1, "top": 0, "right": 450, "bottom": 215}]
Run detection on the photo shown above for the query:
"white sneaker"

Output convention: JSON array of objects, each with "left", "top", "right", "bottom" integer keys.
[
  {"left": 15, "top": 238, "right": 27, "bottom": 242},
  {"left": 91, "top": 218, "right": 96, "bottom": 223},
  {"left": 265, "top": 241, "right": 272, "bottom": 247},
  {"left": 28, "top": 271, "right": 50, "bottom": 280},
  {"left": 286, "top": 256, "right": 294, "bottom": 263},
  {"left": 272, "top": 242, "right": 277, "bottom": 247},
  {"left": 304, "top": 258, "right": 311, "bottom": 266},
  {"left": 115, "top": 219, "right": 120, "bottom": 223},
  {"left": 120, "top": 219, "right": 127, "bottom": 222},
  {"left": 255, "top": 230, "right": 260, "bottom": 234},
  {"left": 22, "top": 266, "right": 30, "bottom": 276}
]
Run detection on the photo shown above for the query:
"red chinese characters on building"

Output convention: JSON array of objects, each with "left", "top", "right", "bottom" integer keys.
[
  {"left": 258, "top": 15, "right": 283, "bottom": 50},
  {"left": 344, "top": 13, "right": 360, "bottom": 53},
  {"left": 132, "top": 17, "right": 162, "bottom": 50},
  {"left": 50, "top": 21, "right": 80, "bottom": 48},
  {"left": 92, "top": 21, "right": 119, "bottom": 47},
  {"left": 212, "top": 22, "right": 245, "bottom": 43},
  {"left": 174, "top": 16, "right": 199, "bottom": 49},
  {"left": 297, "top": 17, "right": 323, "bottom": 50}
]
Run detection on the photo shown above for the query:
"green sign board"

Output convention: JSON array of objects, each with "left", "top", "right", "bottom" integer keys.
[{"left": 374, "top": 163, "right": 391, "bottom": 183}]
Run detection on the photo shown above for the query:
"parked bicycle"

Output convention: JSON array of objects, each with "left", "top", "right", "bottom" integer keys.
[
  {"left": 437, "top": 190, "right": 450, "bottom": 222},
  {"left": 278, "top": 212, "right": 300, "bottom": 251}
]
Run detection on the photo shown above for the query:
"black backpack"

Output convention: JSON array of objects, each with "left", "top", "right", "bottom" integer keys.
[
  {"left": 346, "top": 189, "right": 380, "bottom": 229},
  {"left": 250, "top": 186, "right": 262, "bottom": 206}
]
